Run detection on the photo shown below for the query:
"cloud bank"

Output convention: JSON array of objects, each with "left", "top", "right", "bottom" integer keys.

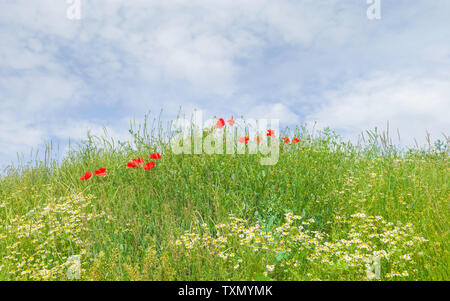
[{"left": 0, "top": 0, "right": 449, "bottom": 168}]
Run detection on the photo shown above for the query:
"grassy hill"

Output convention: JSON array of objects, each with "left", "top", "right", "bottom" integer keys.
[{"left": 0, "top": 118, "right": 448, "bottom": 280}]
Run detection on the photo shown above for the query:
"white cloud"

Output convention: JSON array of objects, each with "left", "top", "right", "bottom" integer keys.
[
  {"left": 0, "top": 74, "right": 83, "bottom": 115},
  {"left": 247, "top": 103, "right": 300, "bottom": 125},
  {"left": 1, "top": 0, "right": 449, "bottom": 169},
  {"left": 306, "top": 71, "right": 450, "bottom": 146},
  {"left": 48, "top": 119, "right": 130, "bottom": 144},
  {"left": 0, "top": 117, "right": 43, "bottom": 155}
]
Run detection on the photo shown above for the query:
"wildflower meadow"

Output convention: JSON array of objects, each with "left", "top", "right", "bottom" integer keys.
[{"left": 0, "top": 115, "right": 448, "bottom": 281}]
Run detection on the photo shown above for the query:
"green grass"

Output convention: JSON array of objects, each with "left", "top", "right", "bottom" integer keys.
[{"left": 0, "top": 116, "right": 448, "bottom": 280}]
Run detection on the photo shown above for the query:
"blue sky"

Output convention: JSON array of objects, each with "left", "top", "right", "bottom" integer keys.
[{"left": 0, "top": 0, "right": 449, "bottom": 169}]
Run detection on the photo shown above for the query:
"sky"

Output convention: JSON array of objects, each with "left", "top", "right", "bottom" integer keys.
[{"left": 0, "top": 0, "right": 449, "bottom": 169}]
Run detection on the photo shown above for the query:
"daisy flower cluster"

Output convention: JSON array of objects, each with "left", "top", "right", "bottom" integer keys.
[
  {"left": 307, "top": 213, "right": 428, "bottom": 279},
  {"left": 172, "top": 211, "right": 428, "bottom": 280},
  {"left": 0, "top": 193, "right": 108, "bottom": 280}
]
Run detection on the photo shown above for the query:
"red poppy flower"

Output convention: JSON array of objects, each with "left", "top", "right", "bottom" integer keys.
[
  {"left": 239, "top": 136, "right": 250, "bottom": 144},
  {"left": 144, "top": 161, "right": 155, "bottom": 170},
  {"left": 80, "top": 171, "right": 92, "bottom": 181},
  {"left": 149, "top": 153, "right": 161, "bottom": 159},
  {"left": 282, "top": 137, "right": 290, "bottom": 144},
  {"left": 227, "top": 118, "right": 235, "bottom": 126},
  {"left": 255, "top": 136, "right": 262, "bottom": 144},
  {"left": 132, "top": 158, "right": 145, "bottom": 165},
  {"left": 94, "top": 168, "right": 107, "bottom": 176},
  {"left": 216, "top": 118, "right": 225, "bottom": 129},
  {"left": 292, "top": 138, "right": 300, "bottom": 143},
  {"left": 267, "top": 129, "right": 275, "bottom": 137},
  {"left": 127, "top": 161, "right": 138, "bottom": 168}
]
